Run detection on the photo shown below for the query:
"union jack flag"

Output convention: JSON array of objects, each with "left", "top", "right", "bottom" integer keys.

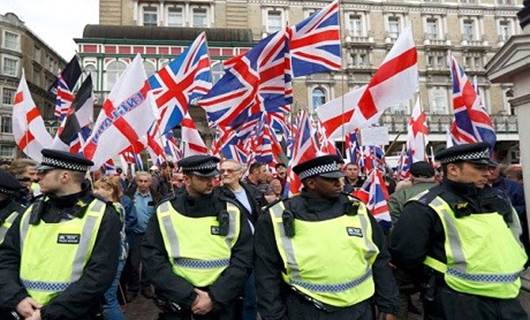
[
  {"left": 345, "top": 130, "right": 361, "bottom": 164},
  {"left": 449, "top": 55, "right": 496, "bottom": 150},
  {"left": 288, "top": 0, "right": 341, "bottom": 77},
  {"left": 51, "top": 56, "right": 82, "bottom": 121},
  {"left": 354, "top": 169, "right": 391, "bottom": 228},
  {"left": 148, "top": 32, "right": 212, "bottom": 134},
  {"left": 199, "top": 29, "right": 292, "bottom": 130},
  {"left": 397, "top": 144, "right": 412, "bottom": 180}
]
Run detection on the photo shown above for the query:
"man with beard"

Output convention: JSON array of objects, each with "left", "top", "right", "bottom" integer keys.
[
  {"left": 0, "top": 149, "right": 121, "bottom": 320},
  {"left": 142, "top": 155, "right": 253, "bottom": 320},
  {"left": 255, "top": 154, "right": 399, "bottom": 320},
  {"left": 390, "top": 143, "right": 528, "bottom": 320}
]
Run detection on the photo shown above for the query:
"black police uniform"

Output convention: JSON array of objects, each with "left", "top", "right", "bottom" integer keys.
[
  {"left": 142, "top": 155, "right": 253, "bottom": 320},
  {"left": 255, "top": 155, "right": 400, "bottom": 320},
  {"left": 0, "top": 149, "right": 122, "bottom": 320},
  {"left": 390, "top": 143, "right": 528, "bottom": 320}
]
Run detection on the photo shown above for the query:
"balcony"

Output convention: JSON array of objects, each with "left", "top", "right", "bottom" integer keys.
[
  {"left": 460, "top": 35, "right": 489, "bottom": 51},
  {"left": 379, "top": 113, "right": 518, "bottom": 135},
  {"left": 343, "top": 33, "right": 375, "bottom": 48},
  {"left": 423, "top": 35, "right": 451, "bottom": 49}
]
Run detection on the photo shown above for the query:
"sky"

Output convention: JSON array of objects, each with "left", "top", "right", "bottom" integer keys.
[{"left": 0, "top": 0, "right": 99, "bottom": 60}]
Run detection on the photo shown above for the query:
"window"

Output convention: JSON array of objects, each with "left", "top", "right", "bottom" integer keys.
[
  {"left": 462, "top": 19, "right": 475, "bottom": 41},
  {"left": 497, "top": 0, "right": 514, "bottom": 4},
  {"left": 0, "top": 145, "right": 13, "bottom": 158},
  {"left": 267, "top": 10, "right": 282, "bottom": 33},
  {"left": 211, "top": 61, "right": 224, "bottom": 84},
  {"left": 430, "top": 87, "right": 448, "bottom": 114},
  {"left": 192, "top": 8, "right": 208, "bottom": 27},
  {"left": 2, "top": 88, "right": 15, "bottom": 105},
  {"left": 2, "top": 57, "right": 18, "bottom": 76},
  {"left": 105, "top": 61, "right": 127, "bottom": 91},
  {"left": 33, "top": 67, "right": 41, "bottom": 87},
  {"left": 461, "top": 0, "right": 477, "bottom": 3},
  {"left": 3, "top": 31, "right": 19, "bottom": 51},
  {"left": 34, "top": 46, "right": 41, "bottom": 62},
  {"left": 143, "top": 6, "right": 158, "bottom": 26},
  {"left": 85, "top": 64, "right": 97, "bottom": 86},
  {"left": 352, "top": 51, "right": 369, "bottom": 66},
  {"left": 499, "top": 20, "right": 512, "bottom": 41},
  {"left": 143, "top": 61, "right": 156, "bottom": 77},
  {"left": 348, "top": 15, "right": 363, "bottom": 37},
  {"left": 1, "top": 116, "right": 12, "bottom": 133},
  {"left": 504, "top": 89, "right": 514, "bottom": 115},
  {"left": 426, "top": 18, "right": 439, "bottom": 40},
  {"left": 389, "top": 102, "right": 409, "bottom": 115},
  {"left": 167, "top": 7, "right": 184, "bottom": 27},
  {"left": 311, "top": 87, "right": 327, "bottom": 110},
  {"left": 387, "top": 16, "right": 401, "bottom": 39},
  {"left": 474, "top": 56, "right": 482, "bottom": 69}
]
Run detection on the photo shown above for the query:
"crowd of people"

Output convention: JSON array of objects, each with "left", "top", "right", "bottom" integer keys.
[{"left": 0, "top": 142, "right": 528, "bottom": 320}]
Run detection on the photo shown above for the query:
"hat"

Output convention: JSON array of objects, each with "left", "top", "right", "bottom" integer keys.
[
  {"left": 178, "top": 155, "right": 220, "bottom": 177},
  {"left": 410, "top": 161, "right": 435, "bottom": 178},
  {"left": 0, "top": 169, "right": 24, "bottom": 195},
  {"left": 435, "top": 142, "right": 491, "bottom": 165},
  {"left": 38, "top": 149, "right": 94, "bottom": 172},
  {"left": 293, "top": 155, "right": 344, "bottom": 180}
]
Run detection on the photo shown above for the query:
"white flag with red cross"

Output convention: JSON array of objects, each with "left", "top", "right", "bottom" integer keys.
[{"left": 13, "top": 71, "right": 53, "bottom": 161}]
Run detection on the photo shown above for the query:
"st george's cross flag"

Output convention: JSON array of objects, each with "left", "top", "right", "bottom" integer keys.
[
  {"left": 406, "top": 97, "right": 429, "bottom": 162},
  {"left": 13, "top": 71, "right": 53, "bottom": 161},
  {"left": 82, "top": 55, "right": 157, "bottom": 169}
]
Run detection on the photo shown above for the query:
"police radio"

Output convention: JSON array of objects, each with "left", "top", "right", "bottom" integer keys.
[
  {"left": 217, "top": 210, "right": 229, "bottom": 236},
  {"left": 282, "top": 209, "right": 295, "bottom": 238}
]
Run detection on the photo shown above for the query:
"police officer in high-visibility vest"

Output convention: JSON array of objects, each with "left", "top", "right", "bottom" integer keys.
[
  {"left": 390, "top": 142, "right": 528, "bottom": 320},
  {"left": 0, "top": 149, "right": 122, "bottom": 320},
  {"left": 255, "top": 155, "right": 399, "bottom": 320},
  {"left": 142, "top": 155, "right": 253, "bottom": 320}
]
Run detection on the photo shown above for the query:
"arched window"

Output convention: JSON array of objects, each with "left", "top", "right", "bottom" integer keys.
[
  {"left": 144, "top": 61, "right": 156, "bottom": 77},
  {"left": 85, "top": 64, "right": 97, "bottom": 88},
  {"left": 312, "top": 87, "right": 327, "bottom": 110},
  {"left": 105, "top": 61, "right": 126, "bottom": 91}
]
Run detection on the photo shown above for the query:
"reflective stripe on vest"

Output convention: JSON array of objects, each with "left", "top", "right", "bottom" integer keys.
[
  {"left": 157, "top": 201, "right": 240, "bottom": 287},
  {"left": 423, "top": 196, "right": 527, "bottom": 298},
  {"left": 0, "top": 211, "right": 19, "bottom": 244},
  {"left": 19, "top": 199, "right": 106, "bottom": 305},
  {"left": 269, "top": 199, "right": 379, "bottom": 307}
]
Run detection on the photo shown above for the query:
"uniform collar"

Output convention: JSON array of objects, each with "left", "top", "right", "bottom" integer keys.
[
  {"left": 443, "top": 179, "right": 481, "bottom": 197},
  {"left": 47, "top": 184, "right": 92, "bottom": 210}
]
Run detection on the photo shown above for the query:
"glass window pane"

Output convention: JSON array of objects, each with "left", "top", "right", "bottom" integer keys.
[
  {"left": 463, "top": 20, "right": 474, "bottom": 41},
  {"left": 268, "top": 11, "right": 282, "bottom": 33},
  {"left": 2, "top": 88, "right": 15, "bottom": 105},
  {"left": 168, "top": 7, "right": 184, "bottom": 26},
  {"left": 144, "top": 61, "right": 156, "bottom": 77},
  {"left": 388, "top": 17, "right": 400, "bottom": 39},
  {"left": 193, "top": 8, "right": 208, "bottom": 27},
  {"left": 106, "top": 61, "right": 127, "bottom": 91},
  {"left": 426, "top": 18, "right": 439, "bottom": 39},
  {"left": 312, "top": 88, "right": 326, "bottom": 110},
  {"left": 143, "top": 7, "right": 158, "bottom": 26},
  {"left": 0, "top": 145, "right": 13, "bottom": 158},
  {"left": 3, "top": 57, "right": 18, "bottom": 76},
  {"left": 348, "top": 15, "right": 362, "bottom": 36},
  {"left": 1, "top": 116, "right": 12, "bottom": 133},
  {"left": 4, "top": 32, "right": 19, "bottom": 50}
]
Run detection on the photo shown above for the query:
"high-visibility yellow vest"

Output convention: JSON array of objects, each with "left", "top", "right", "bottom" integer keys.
[
  {"left": 156, "top": 201, "right": 241, "bottom": 287},
  {"left": 0, "top": 211, "right": 19, "bottom": 244},
  {"left": 422, "top": 196, "right": 528, "bottom": 299},
  {"left": 19, "top": 199, "right": 106, "bottom": 305},
  {"left": 269, "top": 199, "right": 379, "bottom": 307}
]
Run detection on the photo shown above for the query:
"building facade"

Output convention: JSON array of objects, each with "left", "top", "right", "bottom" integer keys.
[
  {"left": 0, "top": 12, "right": 66, "bottom": 160},
  {"left": 84, "top": 0, "right": 522, "bottom": 161}
]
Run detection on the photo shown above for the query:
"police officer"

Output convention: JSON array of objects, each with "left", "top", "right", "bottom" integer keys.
[
  {"left": 0, "top": 149, "right": 122, "bottom": 320},
  {"left": 390, "top": 142, "right": 528, "bottom": 320},
  {"left": 142, "top": 155, "right": 253, "bottom": 320},
  {"left": 0, "top": 169, "right": 25, "bottom": 245},
  {"left": 255, "top": 155, "right": 399, "bottom": 320}
]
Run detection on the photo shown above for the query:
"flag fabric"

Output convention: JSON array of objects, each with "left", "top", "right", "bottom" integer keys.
[
  {"left": 148, "top": 32, "right": 212, "bottom": 134},
  {"left": 316, "top": 119, "right": 337, "bottom": 156},
  {"left": 13, "top": 71, "right": 53, "bottom": 161},
  {"left": 366, "top": 170, "right": 392, "bottom": 225},
  {"left": 181, "top": 112, "right": 209, "bottom": 156},
  {"left": 449, "top": 55, "right": 496, "bottom": 150},
  {"left": 397, "top": 144, "right": 412, "bottom": 180},
  {"left": 82, "top": 54, "right": 157, "bottom": 169},
  {"left": 406, "top": 97, "right": 428, "bottom": 162},
  {"left": 288, "top": 0, "right": 341, "bottom": 77},
  {"left": 51, "top": 56, "right": 82, "bottom": 120},
  {"left": 102, "top": 159, "right": 117, "bottom": 175},
  {"left": 285, "top": 111, "right": 319, "bottom": 196},
  {"left": 353, "top": 27, "right": 418, "bottom": 122},
  {"left": 52, "top": 75, "right": 94, "bottom": 153},
  {"left": 345, "top": 130, "right": 361, "bottom": 164},
  {"left": 199, "top": 28, "right": 292, "bottom": 130}
]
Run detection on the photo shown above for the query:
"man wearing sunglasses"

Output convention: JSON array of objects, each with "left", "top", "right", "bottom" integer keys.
[{"left": 0, "top": 149, "right": 121, "bottom": 320}]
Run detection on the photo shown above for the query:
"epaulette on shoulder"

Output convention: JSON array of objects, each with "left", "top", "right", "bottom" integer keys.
[
  {"left": 263, "top": 198, "right": 285, "bottom": 212},
  {"left": 93, "top": 194, "right": 112, "bottom": 206},
  {"left": 408, "top": 185, "right": 443, "bottom": 206}
]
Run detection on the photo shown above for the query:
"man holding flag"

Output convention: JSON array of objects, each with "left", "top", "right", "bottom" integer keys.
[{"left": 255, "top": 154, "right": 399, "bottom": 320}]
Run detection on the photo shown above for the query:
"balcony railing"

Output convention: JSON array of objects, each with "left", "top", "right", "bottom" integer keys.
[{"left": 379, "top": 113, "right": 518, "bottom": 134}]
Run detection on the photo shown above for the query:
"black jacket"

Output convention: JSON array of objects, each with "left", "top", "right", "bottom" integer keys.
[
  {"left": 141, "top": 190, "right": 253, "bottom": 315},
  {"left": 390, "top": 179, "right": 522, "bottom": 276},
  {"left": 254, "top": 190, "right": 400, "bottom": 320},
  {"left": 0, "top": 187, "right": 122, "bottom": 320},
  {"left": 0, "top": 198, "right": 24, "bottom": 227}
]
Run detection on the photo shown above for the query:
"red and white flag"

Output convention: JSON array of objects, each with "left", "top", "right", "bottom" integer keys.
[
  {"left": 317, "top": 27, "right": 418, "bottom": 139},
  {"left": 82, "top": 54, "right": 157, "bottom": 169},
  {"left": 13, "top": 71, "right": 53, "bottom": 161},
  {"left": 406, "top": 97, "right": 428, "bottom": 162},
  {"left": 181, "top": 112, "right": 209, "bottom": 156}
]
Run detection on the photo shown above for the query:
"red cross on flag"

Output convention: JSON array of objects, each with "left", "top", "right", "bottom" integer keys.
[
  {"left": 82, "top": 54, "right": 158, "bottom": 169},
  {"left": 406, "top": 97, "right": 429, "bottom": 162},
  {"left": 13, "top": 71, "right": 53, "bottom": 161}
]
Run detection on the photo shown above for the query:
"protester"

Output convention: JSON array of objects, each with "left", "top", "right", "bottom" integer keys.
[
  {"left": 274, "top": 163, "right": 287, "bottom": 190},
  {"left": 244, "top": 162, "right": 268, "bottom": 207},
  {"left": 157, "top": 161, "right": 176, "bottom": 198},
  {"left": 8, "top": 158, "right": 40, "bottom": 204},
  {"left": 171, "top": 169, "right": 185, "bottom": 190},
  {"left": 123, "top": 171, "right": 160, "bottom": 301},
  {"left": 264, "top": 178, "right": 283, "bottom": 203},
  {"left": 504, "top": 164, "right": 524, "bottom": 183},
  {"left": 342, "top": 162, "right": 365, "bottom": 193}
]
